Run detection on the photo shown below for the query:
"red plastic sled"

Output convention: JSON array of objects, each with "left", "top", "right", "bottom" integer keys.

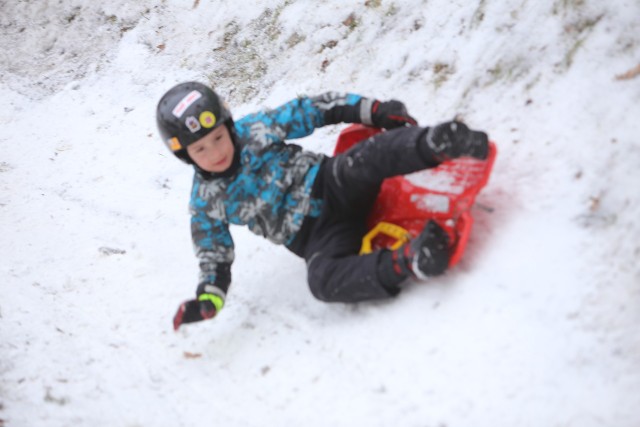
[{"left": 334, "top": 124, "right": 497, "bottom": 267}]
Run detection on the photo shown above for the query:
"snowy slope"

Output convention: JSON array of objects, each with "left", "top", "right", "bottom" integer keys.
[{"left": 1, "top": 0, "right": 639, "bottom": 426}]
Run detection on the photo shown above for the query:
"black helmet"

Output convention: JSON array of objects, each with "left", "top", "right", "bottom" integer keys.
[{"left": 156, "top": 81, "right": 233, "bottom": 163}]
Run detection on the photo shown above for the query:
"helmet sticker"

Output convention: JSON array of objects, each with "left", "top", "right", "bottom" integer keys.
[
  {"left": 167, "top": 137, "right": 182, "bottom": 151},
  {"left": 172, "top": 90, "right": 202, "bottom": 118},
  {"left": 199, "top": 111, "right": 217, "bottom": 128},
  {"left": 186, "top": 116, "right": 201, "bottom": 133}
]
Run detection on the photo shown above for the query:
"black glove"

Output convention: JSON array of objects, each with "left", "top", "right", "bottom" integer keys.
[
  {"left": 173, "top": 295, "right": 218, "bottom": 331},
  {"left": 371, "top": 100, "right": 417, "bottom": 129},
  {"left": 425, "top": 121, "right": 489, "bottom": 161}
]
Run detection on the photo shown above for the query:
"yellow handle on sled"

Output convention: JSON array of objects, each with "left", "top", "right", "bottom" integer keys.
[{"left": 360, "top": 222, "right": 412, "bottom": 255}]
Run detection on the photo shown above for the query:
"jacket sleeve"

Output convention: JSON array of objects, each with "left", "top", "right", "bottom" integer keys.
[
  {"left": 190, "top": 182, "right": 233, "bottom": 309},
  {"left": 234, "top": 92, "right": 376, "bottom": 142},
  {"left": 309, "top": 92, "right": 377, "bottom": 127}
]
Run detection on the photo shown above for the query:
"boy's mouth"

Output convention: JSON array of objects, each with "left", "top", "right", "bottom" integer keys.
[{"left": 213, "top": 156, "right": 228, "bottom": 167}]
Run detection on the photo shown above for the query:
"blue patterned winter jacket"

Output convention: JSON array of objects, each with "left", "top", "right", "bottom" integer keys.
[{"left": 189, "top": 92, "right": 375, "bottom": 309}]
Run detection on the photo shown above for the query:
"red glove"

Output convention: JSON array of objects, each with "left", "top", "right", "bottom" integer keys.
[
  {"left": 173, "top": 295, "right": 219, "bottom": 331},
  {"left": 371, "top": 100, "right": 418, "bottom": 128}
]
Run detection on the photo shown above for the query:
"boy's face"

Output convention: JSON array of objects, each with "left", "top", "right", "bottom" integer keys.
[{"left": 186, "top": 125, "right": 235, "bottom": 173}]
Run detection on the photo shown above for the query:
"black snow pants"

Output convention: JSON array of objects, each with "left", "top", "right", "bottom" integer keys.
[{"left": 287, "top": 126, "right": 440, "bottom": 303}]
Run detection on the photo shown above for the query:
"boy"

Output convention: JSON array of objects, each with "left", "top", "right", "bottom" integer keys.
[{"left": 156, "top": 82, "right": 488, "bottom": 330}]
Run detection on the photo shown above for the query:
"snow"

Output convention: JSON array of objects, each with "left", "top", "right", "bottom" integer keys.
[{"left": 1, "top": 0, "right": 640, "bottom": 426}]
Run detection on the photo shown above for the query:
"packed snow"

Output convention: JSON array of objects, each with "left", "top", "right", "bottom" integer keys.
[{"left": 1, "top": 1, "right": 639, "bottom": 426}]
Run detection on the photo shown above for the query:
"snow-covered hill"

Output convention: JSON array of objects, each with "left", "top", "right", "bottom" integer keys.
[{"left": 1, "top": 1, "right": 639, "bottom": 426}]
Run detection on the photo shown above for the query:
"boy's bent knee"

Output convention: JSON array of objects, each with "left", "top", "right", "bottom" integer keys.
[
  {"left": 306, "top": 254, "right": 337, "bottom": 302},
  {"left": 308, "top": 279, "right": 334, "bottom": 302},
  {"left": 306, "top": 251, "right": 400, "bottom": 303}
]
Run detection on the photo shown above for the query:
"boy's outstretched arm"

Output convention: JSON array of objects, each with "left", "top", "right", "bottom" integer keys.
[
  {"left": 311, "top": 92, "right": 417, "bottom": 129},
  {"left": 173, "top": 240, "right": 232, "bottom": 330},
  {"left": 236, "top": 92, "right": 417, "bottom": 143},
  {"left": 174, "top": 185, "right": 233, "bottom": 331}
]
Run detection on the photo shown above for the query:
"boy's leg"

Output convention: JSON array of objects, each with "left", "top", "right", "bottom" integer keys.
[
  {"left": 326, "top": 122, "right": 487, "bottom": 285},
  {"left": 302, "top": 127, "right": 429, "bottom": 303},
  {"left": 302, "top": 152, "right": 404, "bottom": 303},
  {"left": 304, "top": 215, "right": 449, "bottom": 303},
  {"left": 304, "top": 217, "right": 400, "bottom": 303},
  {"left": 329, "top": 123, "right": 488, "bottom": 213},
  {"left": 303, "top": 123, "right": 488, "bottom": 303},
  {"left": 326, "top": 126, "right": 434, "bottom": 216}
]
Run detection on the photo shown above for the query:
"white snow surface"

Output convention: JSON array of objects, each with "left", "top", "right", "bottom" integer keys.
[{"left": 1, "top": 1, "right": 640, "bottom": 426}]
